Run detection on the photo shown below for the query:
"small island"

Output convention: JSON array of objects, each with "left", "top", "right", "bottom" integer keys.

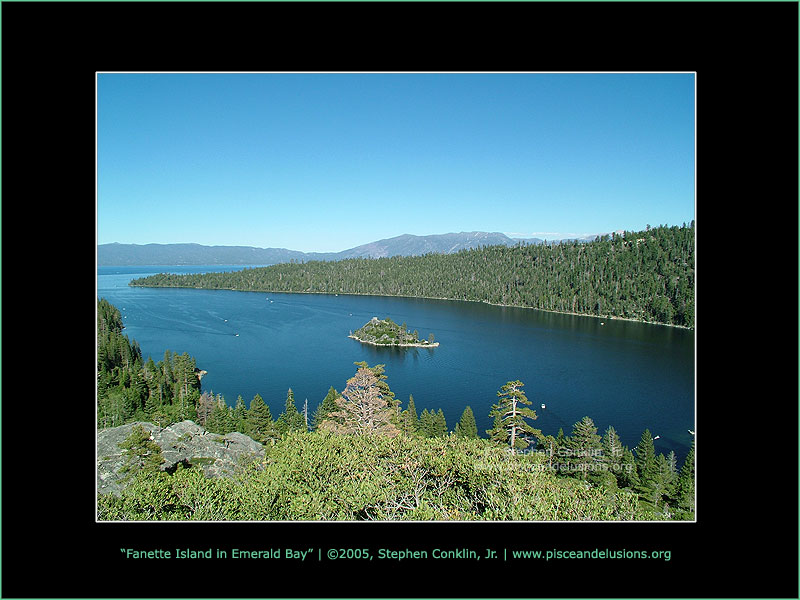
[{"left": 349, "top": 317, "right": 439, "bottom": 347}]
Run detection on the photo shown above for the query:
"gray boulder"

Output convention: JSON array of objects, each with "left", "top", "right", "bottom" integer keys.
[{"left": 97, "top": 420, "right": 265, "bottom": 495}]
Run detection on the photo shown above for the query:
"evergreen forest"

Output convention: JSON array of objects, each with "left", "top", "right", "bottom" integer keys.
[
  {"left": 130, "top": 223, "right": 694, "bottom": 328},
  {"left": 98, "top": 299, "right": 695, "bottom": 521},
  {"left": 97, "top": 298, "right": 202, "bottom": 428}
]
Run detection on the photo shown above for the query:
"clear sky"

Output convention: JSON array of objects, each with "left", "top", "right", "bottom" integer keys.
[{"left": 97, "top": 72, "right": 695, "bottom": 253}]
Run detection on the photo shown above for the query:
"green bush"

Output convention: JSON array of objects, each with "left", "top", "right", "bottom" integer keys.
[{"left": 98, "top": 431, "right": 645, "bottom": 521}]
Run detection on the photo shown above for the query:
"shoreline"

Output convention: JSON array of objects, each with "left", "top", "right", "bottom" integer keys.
[
  {"left": 348, "top": 334, "right": 439, "bottom": 348},
  {"left": 478, "top": 300, "right": 692, "bottom": 330},
  {"left": 129, "top": 283, "right": 693, "bottom": 330}
]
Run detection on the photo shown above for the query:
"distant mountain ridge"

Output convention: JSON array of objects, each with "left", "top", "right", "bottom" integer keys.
[
  {"left": 97, "top": 242, "right": 309, "bottom": 267},
  {"left": 98, "top": 231, "right": 607, "bottom": 266}
]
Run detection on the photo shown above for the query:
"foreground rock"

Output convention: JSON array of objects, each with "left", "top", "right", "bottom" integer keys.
[{"left": 97, "top": 420, "right": 265, "bottom": 495}]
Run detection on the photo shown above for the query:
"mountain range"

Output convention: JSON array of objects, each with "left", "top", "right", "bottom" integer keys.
[{"left": 97, "top": 231, "right": 606, "bottom": 266}]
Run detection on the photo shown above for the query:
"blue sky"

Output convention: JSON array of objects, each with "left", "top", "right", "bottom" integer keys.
[{"left": 97, "top": 72, "right": 695, "bottom": 253}]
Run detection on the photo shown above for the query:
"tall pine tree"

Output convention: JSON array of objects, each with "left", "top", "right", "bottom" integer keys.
[
  {"left": 675, "top": 440, "right": 695, "bottom": 513},
  {"left": 568, "top": 416, "right": 603, "bottom": 481},
  {"left": 276, "top": 388, "right": 306, "bottom": 434},
  {"left": 312, "top": 386, "right": 339, "bottom": 431},
  {"left": 418, "top": 409, "right": 434, "bottom": 438},
  {"left": 432, "top": 409, "right": 448, "bottom": 437},
  {"left": 454, "top": 406, "right": 479, "bottom": 439},
  {"left": 247, "top": 393, "right": 278, "bottom": 444},
  {"left": 486, "top": 380, "right": 540, "bottom": 454},
  {"left": 319, "top": 367, "right": 400, "bottom": 437},
  {"left": 401, "top": 394, "right": 419, "bottom": 436},
  {"left": 634, "top": 429, "right": 657, "bottom": 492},
  {"left": 233, "top": 395, "right": 248, "bottom": 434},
  {"left": 206, "top": 395, "right": 234, "bottom": 434}
]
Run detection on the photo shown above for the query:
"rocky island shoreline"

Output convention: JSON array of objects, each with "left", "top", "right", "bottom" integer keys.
[{"left": 349, "top": 316, "right": 439, "bottom": 347}]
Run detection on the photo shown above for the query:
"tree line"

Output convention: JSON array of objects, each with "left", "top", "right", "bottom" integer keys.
[
  {"left": 130, "top": 222, "right": 694, "bottom": 328},
  {"left": 98, "top": 298, "right": 202, "bottom": 428},
  {"left": 102, "top": 367, "right": 694, "bottom": 520}
]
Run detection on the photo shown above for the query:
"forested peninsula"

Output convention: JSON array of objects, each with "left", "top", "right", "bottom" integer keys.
[{"left": 130, "top": 223, "right": 694, "bottom": 328}]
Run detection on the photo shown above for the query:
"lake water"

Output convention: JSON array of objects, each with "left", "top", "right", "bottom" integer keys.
[{"left": 97, "top": 265, "right": 695, "bottom": 462}]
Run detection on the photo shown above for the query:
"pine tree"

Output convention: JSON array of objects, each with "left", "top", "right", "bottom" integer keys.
[
  {"left": 647, "top": 454, "right": 672, "bottom": 510},
  {"left": 664, "top": 450, "right": 679, "bottom": 498},
  {"left": 196, "top": 391, "right": 216, "bottom": 427},
  {"left": 144, "top": 384, "right": 161, "bottom": 417},
  {"left": 247, "top": 393, "right": 278, "bottom": 444},
  {"left": 119, "top": 385, "right": 136, "bottom": 422},
  {"left": 634, "top": 429, "right": 657, "bottom": 491},
  {"left": 353, "top": 361, "right": 398, "bottom": 417},
  {"left": 401, "top": 394, "right": 419, "bottom": 436},
  {"left": 100, "top": 389, "right": 127, "bottom": 428},
  {"left": 220, "top": 400, "right": 234, "bottom": 434},
  {"left": 142, "top": 357, "right": 160, "bottom": 416},
  {"left": 128, "top": 363, "right": 147, "bottom": 416},
  {"left": 276, "top": 388, "right": 306, "bottom": 434},
  {"left": 487, "top": 413, "right": 505, "bottom": 446},
  {"left": 601, "top": 425, "right": 625, "bottom": 484},
  {"left": 486, "top": 380, "right": 540, "bottom": 454},
  {"left": 432, "top": 409, "right": 448, "bottom": 437},
  {"left": 555, "top": 427, "right": 567, "bottom": 452},
  {"left": 312, "top": 386, "right": 339, "bottom": 431},
  {"left": 162, "top": 349, "right": 174, "bottom": 388},
  {"left": 555, "top": 427, "right": 569, "bottom": 464},
  {"left": 206, "top": 395, "right": 234, "bottom": 434},
  {"left": 454, "top": 406, "right": 479, "bottom": 439},
  {"left": 568, "top": 416, "right": 603, "bottom": 480},
  {"left": 618, "top": 448, "right": 640, "bottom": 489},
  {"left": 233, "top": 395, "right": 248, "bottom": 434},
  {"left": 602, "top": 426, "right": 623, "bottom": 465},
  {"left": 319, "top": 367, "right": 399, "bottom": 437},
  {"left": 418, "top": 409, "right": 434, "bottom": 438},
  {"left": 675, "top": 440, "right": 695, "bottom": 512},
  {"left": 170, "top": 352, "right": 200, "bottom": 422}
]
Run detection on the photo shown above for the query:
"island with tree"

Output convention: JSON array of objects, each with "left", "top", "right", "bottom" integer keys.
[{"left": 349, "top": 316, "right": 438, "bottom": 347}]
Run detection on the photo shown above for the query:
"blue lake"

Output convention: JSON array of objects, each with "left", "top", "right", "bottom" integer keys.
[{"left": 97, "top": 265, "right": 695, "bottom": 462}]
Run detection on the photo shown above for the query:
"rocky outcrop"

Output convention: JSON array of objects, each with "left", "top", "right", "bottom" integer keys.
[{"left": 97, "top": 420, "right": 265, "bottom": 495}]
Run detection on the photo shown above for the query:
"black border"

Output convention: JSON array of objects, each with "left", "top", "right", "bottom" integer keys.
[{"left": 2, "top": 1, "right": 798, "bottom": 598}]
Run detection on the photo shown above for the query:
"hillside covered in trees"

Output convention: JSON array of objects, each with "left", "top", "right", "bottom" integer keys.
[
  {"left": 130, "top": 223, "right": 694, "bottom": 328},
  {"left": 97, "top": 298, "right": 202, "bottom": 428},
  {"left": 97, "top": 299, "right": 694, "bottom": 521}
]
